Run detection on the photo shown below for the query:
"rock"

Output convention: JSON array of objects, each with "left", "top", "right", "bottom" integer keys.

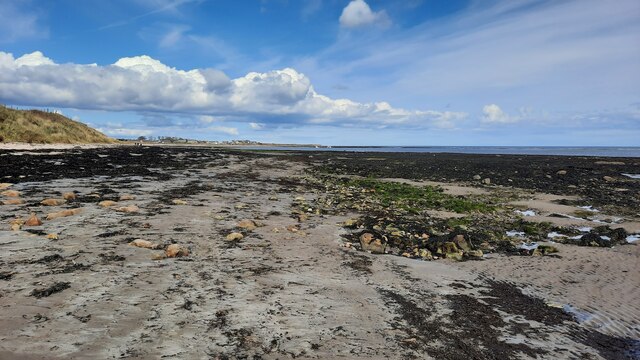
[
  {"left": 343, "top": 219, "right": 358, "bottom": 228},
  {"left": 41, "top": 198, "right": 66, "bottom": 206},
  {"left": 473, "top": 175, "right": 481, "bottom": 180},
  {"left": 98, "top": 200, "right": 118, "bottom": 208},
  {"left": 1, "top": 199, "right": 24, "bottom": 205},
  {"left": 608, "top": 228, "right": 628, "bottom": 244},
  {"left": 11, "top": 223, "right": 21, "bottom": 231},
  {"left": 129, "top": 239, "right": 160, "bottom": 249},
  {"left": 172, "top": 199, "right": 188, "bottom": 205},
  {"left": 63, "top": 192, "right": 77, "bottom": 201},
  {"left": 165, "top": 244, "right": 189, "bottom": 258},
  {"left": 0, "top": 183, "right": 13, "bottom": 190},
  {"left": 359, "top": 232, "right": 386, "bottom": 254},
  {"left": 445, "top": 251, "right": 463, "bottom": 261},
  {"left": 556, "top": 170, "right": 567, "bottom": 175},
  {"left": 419, "top": 248, "right": 432, "bottom": 260},
  {"left": 576, "top": 233, "right": 609, "bottom": 247},
  {"left": 451, "top": 234, "right": 471, "bottom": 252},
  {"left": 286, "top": 225, "right": 299, "bottom": 233},
  {"left": 482, "top": 178, "right": 491, "bottom": 185},
  {"left": 603, "top": 176, "right": 615, "bottom": 182},
  {"left": 237, "top": 219, "right": 257, "bottom": 230},
  {"left": 151, "top": 253, "right": 167, "bottom": 261},
  {"left": 225, "top": 232, "right": 244, "bottom": 241},
  {"left": 46, "top": 233, "right": 59, "bottom": 240},
  {"left": 465, "top": 250, "right": 484, "bottom": 259},
  {"left": 298, "top": 214, "right": 309, "bottom": 222},
  {"left": 46, "top": 208, "right": 82, "bottom": 220},
  {"left": 537, "top": 245, "right": 558, "bottom": 255},
  {"left": 24, "top": 214, "right": 43, "bottom": 226},
  {"left": 115, "top": 205, "right": 139, "bottom": 213},
  {"left": 119, "top": 194, "right": 136, "bottom": 201},
  {"left": 1, "top": 190, "right": 20, "bottom": 197}
]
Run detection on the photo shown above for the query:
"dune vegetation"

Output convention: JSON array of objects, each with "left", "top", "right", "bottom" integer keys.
[{"left": 0, "top": 105, "right": 116, "bottom": 144}]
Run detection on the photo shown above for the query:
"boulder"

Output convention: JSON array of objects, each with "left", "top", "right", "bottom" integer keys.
[
  {"left": 225, "top": 232, "right": 244, "bottom": 241},
  {"left": 98, "top": 200, "right": 118, "bottom": 208},
  {"left": 129, "top": 239, "right": 160, "bottom": 249},
  {"left": 41, "top": 198, "right": 66, "bottom": 206},
  {"left": 46, "top": 208, "right": 82, "bottom": 220},
  {"left": 115, "top": 205, "right": 140, "bottom": 213},
  {"left": 1, "top": 190, "right": 20, "bottom": 197},
  {"left": 2, "top": 199, "right": 24, "bottom": 205},
  {"left": 63, "top": 192, "right": 77, "bottom": 201},
  {"left": 24, "top": 214, "right": 43, "bottom": 226},
  {"left": 237, "top": 219, "right": 257, "bottom": 230},
  {"left": 165, "top": 244, "right": 189, "bottom": 258},
  {"left": 359, "top": 232, "right": 386, "bottom": 254}
]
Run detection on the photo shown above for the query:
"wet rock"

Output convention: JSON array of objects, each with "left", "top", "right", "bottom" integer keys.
[
  {"left": 482, "top": 178, "right": 491, "bottom": 185},
  {"left": 98, "top": 200, "right": 118, "bottom": 208},
  {"left": 237, "top": 219, "right": 257, "bottom": 230},
  {"left": 115, "top": 205, "right": 140, "bottom": 213},
  {"left": 225, "top": 232, "right": 244, "bottom": 241},
  {"left": 129, "top": 239, "right": 160, "bottom": 249},
  {"left": 119, "top": 194, "right": 136, "bottom": 201},
  {"left": 359, "top": 232, "right": 386, "bottom": 254},
  {"left": 576, "top": 233, "right": 610, "bottom": 247},
  {"left": 1, "top": 190, "right": 20, "bottom": 197},
  {"left": 2, "top": 199, "right": 24, "bottom": 205},
  {"left": 63, "top": 192, "right": 77, "bottom": 201},
  {"left": 30, "top": 282, "right": 71, "bottom": 298},
  {"left": 172, "top": 199, "right": 188, "bottom": 205},
  {"left": 46, "top": 208, "right": 82, "bottom": 220},
  {"left": 536, "top": 245, "right": 558, "bottom": 255},
  {"left": 24, "top": 214, "right": 43, "bottom": 227},
  {"left": 556, "top": 170, "right": 567, "bottom": 175},
  {"left": 607, "top": 228, "right": 628, "bottom": 244},
  {"left": 465, "top": 249, "right": 484, "bottom": 259},
  {"left": 41, "top": 198, "right": 66, "bottom": 206},
  {"left": 165, "top": 244, "right": 189, "bottom": 258}
]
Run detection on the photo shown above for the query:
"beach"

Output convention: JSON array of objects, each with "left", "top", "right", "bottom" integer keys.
[{"left": 0, "top": 145, "right": 638, "bottom": 359}]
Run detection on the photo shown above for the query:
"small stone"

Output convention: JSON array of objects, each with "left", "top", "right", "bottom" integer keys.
[
  {"left": 294, "top": 196, "right": 305, "bottom": 202},
  {"left": 237, "top": 219, "right": 257, "bottom": 230},
  {"left": 359, "top": 232, "right": 386, "bottom": 254},
  {"left": 466, "top": 250, "right": 484, "bottom": 259},
  {"left": 225, "top": 232, "right": 244, "bottom": 241},
  {"left": 473, "top": 175, "right": 481, "bottom": 180},
  {"left": 11, "top": 223, "right": 21, "bottom": 231},
  {"left": 165, "top": 244, "right": 189, "bottom": 258},
  {"left": 1, "top": 190, "right": 20, "bottom": 197},
  {"left": 286, "top": 225, "right": 299, "bottom": 233},
  {"left": 481, "top": 178, "right": 491, "bottom": 185},
  {"left": 151, "top": 253, "right": 167, "bottom": 261},
  {"left": 98, "top": 200, "right": 118, "bottom": 208},
  {"left": 401, "top": 252, "right": 412, "bottom": 258},
  {"left": 119, "top": 194, "right": 136, "bottom": 201},
  {"left": 556, "top": 170, "right": 567, "bottom": 175},
  {"left": 298, "top": 214, "right": 308, "bottom": 222},
  {"left": 46, "top": 233, "right": 59, "bottom": 240},
  {"left": 0, "top": 183, "right": 12, "bottom": 190},
  {"left": 1, "top": 199, "right": 24, "bottom": 205},
  {"left": 171, "top": 199, "right": 188, "bottom": 205},
  {"left": 343, "top": 219, "right": 358, "bottom": 228},
  {"left": 603, "top": 176, "right": 615, "bottom": 182},
  {"left": 63, "top": 192, "right": 77, "bottom": 201},
  {"left": 129, "top": 239, "right": 159, "bottom": 249},
  {"left": 46, "top": 208, "right": 82, "bottom": 220},
  {"left": 268, "top": 196, "right": 278, "bottom": 201},
  {"left": 115, "top": 205, "right": 140, "bottom": 213},
  {"left": 452, "top": 234, "right": 471, "bottom": 252},
  {"left": 419, "top": 249, "right": 432, "bottom": 260},
  {"left": 24, "top": 214, "right": 43, "bottom": 226},
  {"left": 41, "top": 198, "right": 66, "bottom": 206}
]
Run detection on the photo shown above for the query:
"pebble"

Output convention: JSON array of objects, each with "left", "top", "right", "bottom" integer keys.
[
  {"left": 46, "top": 233, "right": 59, "bottom": 240},
  {"left": 225, "top": 232, "right": 244, "bottom": 241},
  {"left": 24, "top": 214, "right": 43, "bottom": 226},
  {"left": 172, "top": 199, "right": 188, "bottom": 205},
  {"left": 63, "top": 192, "right": 77, "bottom": 201},
  {"left": 556, "top": 170, "right": 567, "bottom": 175},
  {"left": 129, "top": 239, "right": 159, "bottom": 249},
  {"left": 1, "top": 190, "right": 20, "bottom": 197},
  {"left": 482, "top": 178, "right": 491, "bottom": 185},
  {"left": 165, "top": 244, "right": 189, "bottom": 258},
  {"left": 0, "top": 183, "right": 13, "bottom": 190},
  {"left": 359, "top": 232, "right": 386, "bottom": 254},
  {"left": 119, "top": 194, "right": 136, "bottom": 201},
  {"left": 237, "top": 219, "right": 257, "bottom": 230},
  {"left": 2, "top": 199, "right": 24, "bottom": 205},
  {"left": 115, "top": 205, "right": 140, "bottom": 213},
  {"left": 603, "top": 176, "right": 615, "bottom": 182},
  {"left": 41, "top": 198, "right": 66, "bottom": 206},
  {"left": 46, "top": 208, "right": 82, "bottom": 220},
  {"left": 98, "top": 200, "right": 118, "bottom": 208}
]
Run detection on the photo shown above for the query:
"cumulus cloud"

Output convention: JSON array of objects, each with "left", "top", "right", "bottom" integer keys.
[
  {"left": 339, "top": 0, "right": 390, "bottom": 28},
  {"left": 99, "top": 127, "right": 154, "bottom": 137},
  {"left": 0, "top": 51, "right": 463, "bottom": 130},
  {"left": 481, "top": 104, "right": 515, "bottom": 124}
]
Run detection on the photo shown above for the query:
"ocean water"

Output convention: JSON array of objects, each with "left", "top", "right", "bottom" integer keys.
[{"left": 247, "top": 146, "right": 640, "bottom": 157}]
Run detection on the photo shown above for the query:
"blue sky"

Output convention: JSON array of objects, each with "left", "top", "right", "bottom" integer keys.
[{"left": 0, "top": 0, "right": 639, "bottom": 145}]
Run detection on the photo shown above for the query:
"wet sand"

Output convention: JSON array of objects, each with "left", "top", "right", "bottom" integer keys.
[{"left": 0, "top": 146, "right": 638, "bottom": 359}]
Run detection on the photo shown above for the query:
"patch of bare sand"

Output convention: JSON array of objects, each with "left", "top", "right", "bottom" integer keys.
[{"left": 454, "top": 243, "right": 640, "bottom": 339}]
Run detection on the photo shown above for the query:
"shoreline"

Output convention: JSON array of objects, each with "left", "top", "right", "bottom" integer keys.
[{"left": 0, "top": 145, "right": 638, "bottom": 358}]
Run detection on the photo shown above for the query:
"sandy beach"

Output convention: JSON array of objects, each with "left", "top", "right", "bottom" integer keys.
[{"left": 1, "top": 145, "right": 638, "bottom": 359}]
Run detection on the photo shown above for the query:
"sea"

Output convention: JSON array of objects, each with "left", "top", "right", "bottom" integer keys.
[{"left": 246, "top": 146, "right": 640, "bottom": 158}]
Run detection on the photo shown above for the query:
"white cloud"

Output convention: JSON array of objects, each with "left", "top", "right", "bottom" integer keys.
[
  {"left": 339, "top": 0, "right": 390, "bottom": 28},
  {"left": 0, "top": 0, "right": 47, "bottom": 43},
  {"left": 99, "top": 128, "right": 154, "bottom": 137},
  {"left": 206, "top": 126, "right": 238, "bottom": 135},
  {"left": 0, "top": 51, "right": 462, "bottom": 130},
  {"left": 249, "top": 122, "right": 265, "bottom": 130},
  {"left": 481, "top": 104, "right": 516, "bottom": 124}
]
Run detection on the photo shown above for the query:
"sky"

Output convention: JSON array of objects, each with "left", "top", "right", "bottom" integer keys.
[{"left": 0, "top": 0, "right": 639, "bottom": 146}]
